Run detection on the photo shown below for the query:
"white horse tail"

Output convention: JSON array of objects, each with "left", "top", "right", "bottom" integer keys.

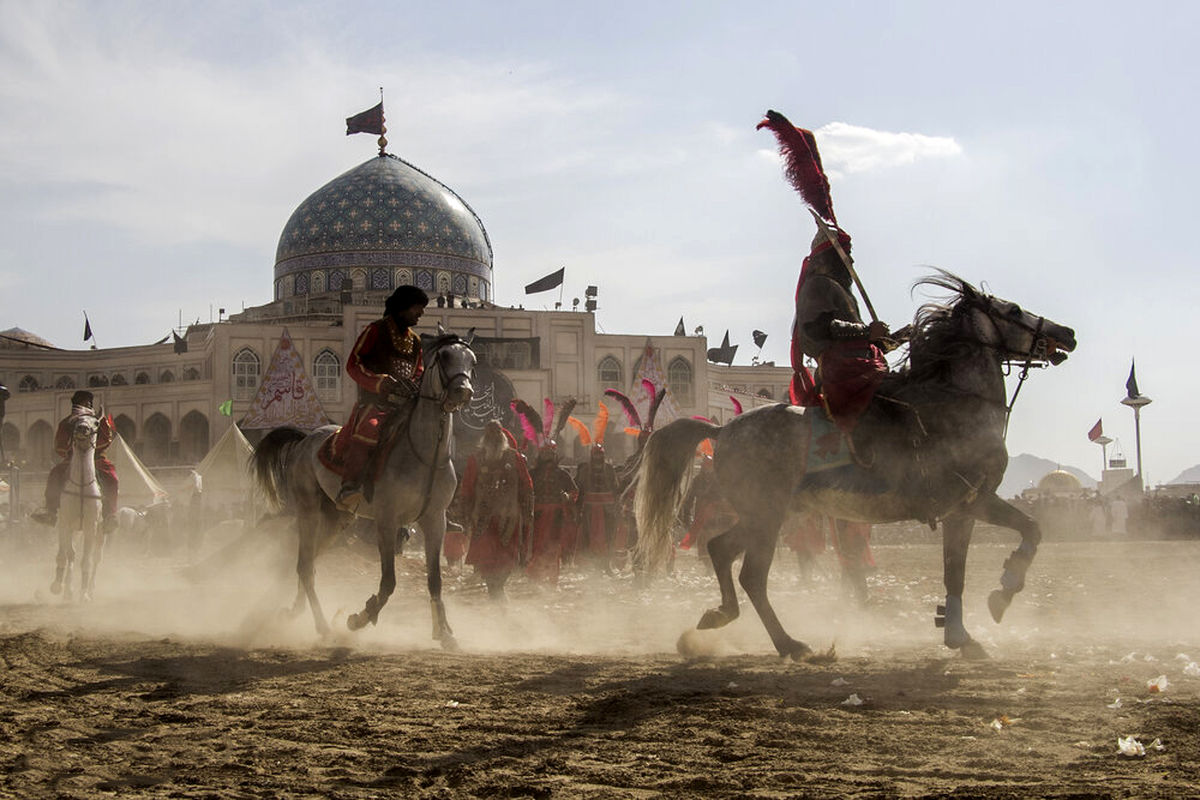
[
  {"left": 252, "top": 427, "right": 308, "bottom": 509},
  {"left": 634, "top": 417, "right": 722, "bottom": 571}
]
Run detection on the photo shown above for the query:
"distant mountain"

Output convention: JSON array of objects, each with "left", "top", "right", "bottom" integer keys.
[
  {"left": 1167, "top": 465, "right": 1200, "bottom": 485},
  {"left": 998, "top": 453, "right": 1097, "bottom": 499}
]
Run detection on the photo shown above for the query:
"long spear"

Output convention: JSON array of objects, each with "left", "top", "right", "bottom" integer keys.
[{"left": 809, "top": 209, "right": 878, "bottom": 324}]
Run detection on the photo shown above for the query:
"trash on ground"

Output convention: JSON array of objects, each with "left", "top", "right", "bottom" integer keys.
[
  {"left": 1118, "top": 736, "right": 1145, "bottom": 757},
  {"left": 1147, "top": 675, "right": 1169, "bottom": 693},
  {"left": 841, "top": 693, "right": 864, "bottom": 706}
]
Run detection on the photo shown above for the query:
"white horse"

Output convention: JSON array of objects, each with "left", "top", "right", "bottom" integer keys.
[{"left": 51, "top": 414, "right": 105, "bottom": 601}]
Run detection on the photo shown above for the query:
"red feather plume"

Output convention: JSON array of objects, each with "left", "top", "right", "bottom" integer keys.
[
  {"left": 729, "top": 395, "right": 743, "bottom": 416},
  {"left": 542, "top": 398, "right": 555, "bottom": 439},
  {"left": 604, "top": 388, "right": 642, "bottom": 430},
  {"left": 510, "top": 399, "right": 543, "bottom": 447},
  {"left": 756, "top": 109, "right": 838, "bottom": 227}
]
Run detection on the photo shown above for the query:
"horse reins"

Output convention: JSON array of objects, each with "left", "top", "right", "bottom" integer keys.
[{"left": 966, "top": 299, "right": 1052, "bottom": 439}]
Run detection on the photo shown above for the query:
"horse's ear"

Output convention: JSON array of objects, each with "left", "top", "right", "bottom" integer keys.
[
  {"left": 464, "top": 327, "right": 475, "bottom": 346},
  {"left": 437, "top": 320, "right": 446, "bottom": 336}
]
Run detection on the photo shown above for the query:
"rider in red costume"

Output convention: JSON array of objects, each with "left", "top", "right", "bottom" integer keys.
[{"left": 34, "top": 390, "right": 119, "bottom": 528}]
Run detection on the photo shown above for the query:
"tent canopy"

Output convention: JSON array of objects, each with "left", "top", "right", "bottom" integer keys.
[
  {"left": 108, "top": 433, "right": 169, "bottom": 507},
  {"left": 195, "top": 423, "right": 256, "bottom": 500}
]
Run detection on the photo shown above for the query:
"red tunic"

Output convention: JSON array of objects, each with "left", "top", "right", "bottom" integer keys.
[
  {"left": 321, "top": 317, "right": 423, "bottom": 479},
  {"left": 525, "top": 460, "right": 577, "bottom": 584},
  {"left": 47, "top": 409, "right": 119, "bottom": 516},
  {"left": 458, "top": 447, "right": 532, "bottom": 577}
]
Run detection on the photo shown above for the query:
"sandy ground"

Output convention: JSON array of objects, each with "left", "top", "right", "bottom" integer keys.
[{"left": 2, "top": 521, "right": 1200, "bottom": 799}]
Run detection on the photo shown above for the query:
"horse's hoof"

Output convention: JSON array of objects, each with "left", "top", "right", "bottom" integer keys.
[
  {"left": 440, "top": 635, "right": 460, "bottom": 652},
  {"left": 697, "top": 607, "right": 736, "bottom": 630},
  {"left": 958, "top": 639, "right": 989, "bottom": 660},
  {"left": 988, "top": 589, "right": 1012, "bottom": 623},
  {"left": 49, "top": 581, "right": 62, "bottom": 595},
  {"left": 786, "top": 641, "right": 815, "bottom": 662},
  {"left": 346, "top": 612, "right": 367, "bottom": 631}
]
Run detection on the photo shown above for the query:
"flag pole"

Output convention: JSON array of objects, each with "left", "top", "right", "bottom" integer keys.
[{"left": 378, "top": 86, "right": 388, "bottom": 156}]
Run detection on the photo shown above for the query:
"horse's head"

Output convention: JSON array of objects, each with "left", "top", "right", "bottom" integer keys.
[
  {"left": 916, "top": 272, "right": 1077, "bottom": 366},
  {"left": 71, "top": 413, "right": 100, "bottom": 447},
  {"left": 421, "top": 327, "right": 476, "bottom": 413}
]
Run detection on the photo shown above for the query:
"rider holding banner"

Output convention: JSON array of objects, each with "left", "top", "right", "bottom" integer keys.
[
  {"left": 756, "top": 109, "right": 893, "bottom": 432},
  {"left": 322, "top": 284, "right": 429, "bottom": 508}
]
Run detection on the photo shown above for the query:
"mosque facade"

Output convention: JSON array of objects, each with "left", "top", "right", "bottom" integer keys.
[{"left": 1, "top": 148, "right": 790, "bottom": 509}]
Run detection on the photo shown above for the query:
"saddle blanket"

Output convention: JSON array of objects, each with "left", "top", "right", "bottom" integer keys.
[{"left": 806, "top": 409, "right": 853, "bottom": 473}]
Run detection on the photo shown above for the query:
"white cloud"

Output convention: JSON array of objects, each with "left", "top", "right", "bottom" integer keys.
[{"left": 816, "top": 122, "right": 963, "bottom": 175}]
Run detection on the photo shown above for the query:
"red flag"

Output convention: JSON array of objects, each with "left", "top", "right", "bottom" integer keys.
[{"left": 1087, "top": 418, "right": 1103, "bottom": 442}]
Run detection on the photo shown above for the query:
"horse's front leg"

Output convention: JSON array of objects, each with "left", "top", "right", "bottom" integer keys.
[
  {"left": 80, "top": 517, "right": 102, "bottom": 602},
  {"left": 937, "top": 514, "right": 987, "bottom": 659},
  {"left": 52, "top": 525, "right": 74, "bottom": 598},
  {"left": 970, "top": 492, "right": 1041, "bottom": 623},
  {"left": 421, "top": 511, "right": 457, "bottom": 651},
  {"left": 348, "top": 516, "right": 397, "bottom": 631}
]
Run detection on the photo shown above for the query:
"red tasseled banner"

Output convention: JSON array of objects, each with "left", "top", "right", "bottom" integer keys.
[{"left": 756, "top": 109, "right": 838, "bottom": 226}]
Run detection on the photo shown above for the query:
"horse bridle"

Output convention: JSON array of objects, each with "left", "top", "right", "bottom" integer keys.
[
  {"left": 964, "top": 296, "right": 1053, "bottom": 437},
  {"left": 417, "top": 337, "right": 474, "bottom": 411}
]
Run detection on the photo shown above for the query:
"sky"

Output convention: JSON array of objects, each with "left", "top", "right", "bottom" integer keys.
[{"left": 2, "top": 0, "right": 1198, "bottom": 484}]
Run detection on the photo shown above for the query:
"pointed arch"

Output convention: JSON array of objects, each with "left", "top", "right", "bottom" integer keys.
[
  {"left": 28, "top": 420, "right": 53, "bottom": 469},
  {"left": 667, "top": 356, "right": 694, "bottom": 405},
  {"left": 232, "top": 347, "right": 260, "bottom": 400},
  {"left": 313, "top": 349, "right": 341, "bottom": 402},
  {"left": 143, "top": 412, "right": 172, "bottom": 466},
  {"left": 179, "top": 410, "right": 210, "bottom": 463}
]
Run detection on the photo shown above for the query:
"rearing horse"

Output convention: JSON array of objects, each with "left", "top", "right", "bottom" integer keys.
[
  {"left": 253, "top": 329, "right": 475, "bottom": 646},
  {"left": 51, "top": 413, "right": 105, "bottom": 602},
  {"left": 637, "top": 272, "right": 1076, "bottom": 659}
]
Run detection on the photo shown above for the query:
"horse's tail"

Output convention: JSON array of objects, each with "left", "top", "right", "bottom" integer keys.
[
  {"left": 252, "top": 427, "right": 308, "bottom": 510},
  {"left": 635, "top": 416, "right": 722, "bottom": 570}
]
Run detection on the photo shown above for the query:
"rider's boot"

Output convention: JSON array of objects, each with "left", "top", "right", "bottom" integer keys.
[{"left": 336, "top": 480, "right": 364, "bottom": 510}]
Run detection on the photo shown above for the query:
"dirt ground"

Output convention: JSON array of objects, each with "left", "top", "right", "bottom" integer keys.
[{"left": 2, "top": 521, "right": 1200, "bottom": 799}]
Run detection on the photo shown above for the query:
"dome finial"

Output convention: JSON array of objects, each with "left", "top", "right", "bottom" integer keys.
[{"left": 377, "top": 86, "right": 388, "bottom": 156}]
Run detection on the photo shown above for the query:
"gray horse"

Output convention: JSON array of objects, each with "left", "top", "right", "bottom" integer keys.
[
  {"left": 636, "top": 273, "right": 1076, "bottom": 660},
  {"left": 253, "top": 330, "right": 475, "bottom": 646}
]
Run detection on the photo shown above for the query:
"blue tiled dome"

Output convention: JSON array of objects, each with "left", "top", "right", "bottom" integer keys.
[{"left": 274, "top": 154, "right": 492, "bottom": 301}]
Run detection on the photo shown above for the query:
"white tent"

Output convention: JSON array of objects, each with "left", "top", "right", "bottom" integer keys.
[
  {"left": 195, "top": 423, "right": 256, "bottom": 508},
  {"left": 108, "top": 433, "right": 170, "bottom": 507}
]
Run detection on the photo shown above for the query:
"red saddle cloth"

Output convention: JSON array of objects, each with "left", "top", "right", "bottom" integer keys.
[{"left": 317, "top": 402, "right": 401, "bottom": 481}]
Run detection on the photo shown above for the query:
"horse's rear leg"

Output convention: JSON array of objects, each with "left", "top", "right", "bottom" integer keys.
[
  {"left": 972, "top": 493, "right": 1041, "bottom": 623},
  {"left": 80, "top": 522, "right": 103, "bottom": 602},
  {"left": 938, "top": 514, "right": 987, "bottom": 659},
  {"left": 697, "top": 524, "right": 746, "bottom": 629},
  {"left": 296, "top": 513, "right": 330, "bottom": 636},
  {"left": 348, "top": 520, "right": 397, "bottom": 631},
  {"left": 738, "top": 530, "right": 811, "bottom": 660}
]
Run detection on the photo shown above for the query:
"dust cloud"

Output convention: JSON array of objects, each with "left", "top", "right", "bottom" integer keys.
[{"left": 4, "top": 519, "right": 1199, "bottom": 661}]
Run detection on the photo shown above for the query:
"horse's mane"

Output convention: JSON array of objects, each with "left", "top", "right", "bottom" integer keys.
[{"left": 898, "top": 270, "right": 982, "bottom": 384}]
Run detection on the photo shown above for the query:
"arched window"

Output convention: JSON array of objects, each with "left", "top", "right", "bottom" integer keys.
[
  {"left": 311, "top": 270, "right": 326, "bottom": 294},
  {"left": 55, "top": 375, "right": 76, "bottom": 390},
  {"left": 159, "top": 370, "right": 175, "bottom": 383},
  {"left": 183, "top": 367, "right": 201, "bottom": 381},
  {"left": 114, "top": 414, "right": 135, "bottom": 445},
  {"left": 143, "top": 413, "right": 171, "bottom": 466},
  {"left": 111, "top": 373, "right": 128, "bottom": 386},
  {"left": 313, "top": 350, "right": 341, "bottom": 402},
  {"left": 436, "top": 271, "right": 452, "bottom": 294},
  {"left": 27, "top": 420, "right": 53, "bottom": 469},
  {"left": 135, "top": 372, "right": 151, "bottom": 385},
  {"left": 179, "top": 410, "right": 210, "bottom": 463},
  {"left": 18, "top": 375, "right": 38, "bottom": 392},
  {"left": 88, "top": 375, "right": 109, "bottom": 387},
  {"left": 232, "top": 348, "right": 260, "bottom": 400},
  {"left": 667, "top": 357, "right": 693, "bottom": 405},
  {"left": 597, "top": 356, "right": 623, "bottom": 391}
]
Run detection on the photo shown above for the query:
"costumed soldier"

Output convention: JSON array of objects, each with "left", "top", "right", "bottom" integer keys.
[
  {"left": 458, "top": 420, "right": 533, "bottom": 600},
  {"left": 679, "top": 451, "right": 738, "bottom": 568},
  {"left": 321, "top": 284, "right": 429, "bottom": 508},
  {"left": 34, "top": 390, "right": 119, "bottom": 528},
  {"left": 569, "top": 403, "right": 620, "bottom": 573},
  {"left": 512, "top": 398, "right": 578, "bottom": 586},
  {"left": 757, "top": 109, "right": 895, "bottom": 432}
]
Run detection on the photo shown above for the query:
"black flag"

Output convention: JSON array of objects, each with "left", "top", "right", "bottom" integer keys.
[
  {"left": 524, "top": 267, "right": 565, "bottom": 294},
  {"left": 674, "top": 317, "right": 686, "bottom": 336},
  {"left": 83, "top": 314, "right": 93, "bottom": 342},
  {"left": 752, "top": 329, "right": 768, "bottom": 348},
  {"left": 346, "top": 103, "right": 385, "bottom": 136},
  {"left": 706, "top": 330, "right": 738, "bottom": 365},
  {"left": 1125, "top": 359, "right": 1140, "bottom": 398},
  {"left": 173, "top": 330, "right": 188, "bottom": 355}
]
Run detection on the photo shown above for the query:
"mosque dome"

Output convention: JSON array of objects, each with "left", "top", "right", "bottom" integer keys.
[
  {"left": 1037, "top": 469, "right": 1083, "bottom": 494},
  {"left": 0, "top": 327, "right": 55, "bottom": 350},
  {"left": 274, "top": 153, "right": 493, "bottom": 302}
]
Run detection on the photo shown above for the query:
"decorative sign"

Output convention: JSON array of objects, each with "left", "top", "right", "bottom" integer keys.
[{"left": 240, "top": 328, "right": 332, "bottom": 431}]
